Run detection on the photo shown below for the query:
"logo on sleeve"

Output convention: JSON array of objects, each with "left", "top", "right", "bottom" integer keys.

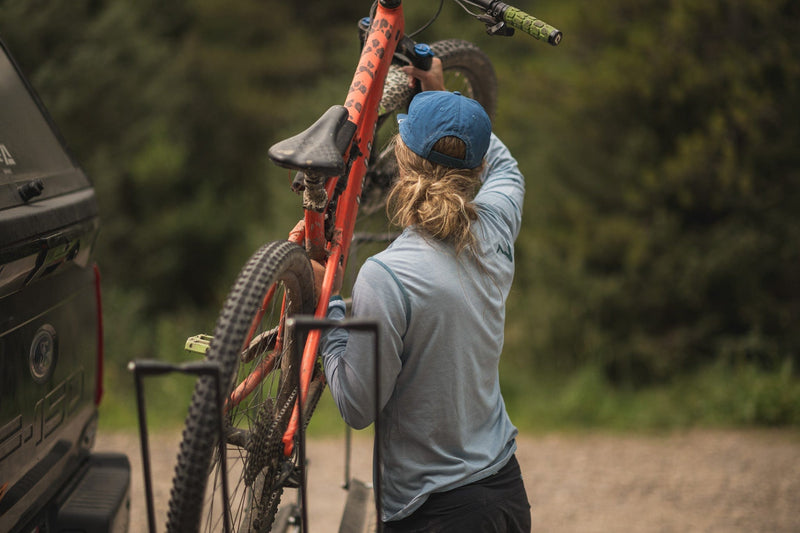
[{"left": 496, "top": 241, "right": 513, "bottom": 262}]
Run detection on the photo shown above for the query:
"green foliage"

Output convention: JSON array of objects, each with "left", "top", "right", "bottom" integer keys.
[
  {"left": 508, "top": 0, "right": 800, "bottom": 385},
  {"left": 97, "top": 286, "right": 215, "bottom": 430},
  {"left": 502, "top": 358, "right": 800, "bottom": 432}
]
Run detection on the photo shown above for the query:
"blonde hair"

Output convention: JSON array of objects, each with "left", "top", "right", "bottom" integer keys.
[{"left": 387, "top": 135, "right": 484, "bottom": 254}]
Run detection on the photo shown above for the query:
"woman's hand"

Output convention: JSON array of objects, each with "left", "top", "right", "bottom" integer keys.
[
  {"left": 401, "top": 57, "right": 445, "bottom": 92},
  {"left": 312, "top": 259, "right": 343, "bottom": 298}
]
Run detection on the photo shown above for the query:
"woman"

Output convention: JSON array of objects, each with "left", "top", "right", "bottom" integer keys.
[{"left": 318, "top": 61, "right": 530, "bottom": 532}]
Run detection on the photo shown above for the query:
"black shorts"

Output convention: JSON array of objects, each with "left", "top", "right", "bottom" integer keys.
[{"left": 382, "top": 454, "right": 531, "bottom": 533}]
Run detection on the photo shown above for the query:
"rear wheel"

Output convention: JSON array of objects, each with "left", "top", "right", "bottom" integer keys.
[
  {"left": 360, "top": 39, "right": 498, "bottom": 214},
  {"left": 166, "top": 240, "right": 319, "bottom": 532}
]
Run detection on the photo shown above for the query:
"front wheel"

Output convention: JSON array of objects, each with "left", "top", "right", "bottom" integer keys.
[{"left": 166, "top": 240, "right": 318, "bottom": 533}]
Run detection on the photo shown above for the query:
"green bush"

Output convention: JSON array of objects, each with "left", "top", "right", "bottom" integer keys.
[{"left": 501, "top": 358, "right": 800, "bottom": 432}]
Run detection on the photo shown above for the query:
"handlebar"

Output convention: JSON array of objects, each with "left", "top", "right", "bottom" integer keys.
[
  {"left": 473, "top": 0, "right": 562, "bottom": 45},
  {"left": 502, "top": 5, "right": 562, "bottom": 45}
]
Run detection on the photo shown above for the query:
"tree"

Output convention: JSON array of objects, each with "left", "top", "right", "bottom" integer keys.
[{"left": 515, "top": 0, "right": 800, "bottom": 383}]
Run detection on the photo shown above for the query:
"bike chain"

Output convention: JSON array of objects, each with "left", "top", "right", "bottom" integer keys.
[{"left": 249, "top": 387, "right": 299, "bottom": 532}]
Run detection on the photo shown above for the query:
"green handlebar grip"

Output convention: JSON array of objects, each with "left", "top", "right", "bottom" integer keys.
[{"left": 503, "top": 6, "right": 563, "bottom": 46}]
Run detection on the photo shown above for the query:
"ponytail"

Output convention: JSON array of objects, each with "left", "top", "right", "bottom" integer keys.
[{"left": 387, "top": 136, "right": 484, "bottom": 255}]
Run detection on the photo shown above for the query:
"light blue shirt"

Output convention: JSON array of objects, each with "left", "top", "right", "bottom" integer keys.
[{"left": 322, "top": 133, "right": 525, "bottom": 521}]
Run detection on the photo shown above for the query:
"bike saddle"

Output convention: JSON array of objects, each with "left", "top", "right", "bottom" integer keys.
[{"left": 268, "top": 105, "right": 357, "bottom": 177}]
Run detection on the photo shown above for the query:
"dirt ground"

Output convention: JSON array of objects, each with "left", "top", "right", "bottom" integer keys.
[{"left": 96, "top": 428, "right": 800, "bottom": 533}]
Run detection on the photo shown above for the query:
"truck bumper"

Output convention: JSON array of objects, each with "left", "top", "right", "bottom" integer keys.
[{"left": 54, "top": 452, "right": 131, "bottom": 533}]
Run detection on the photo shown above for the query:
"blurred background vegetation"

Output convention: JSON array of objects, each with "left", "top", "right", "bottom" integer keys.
[{"left": 2, "top": 0, "right": 798, "bottom": 433}]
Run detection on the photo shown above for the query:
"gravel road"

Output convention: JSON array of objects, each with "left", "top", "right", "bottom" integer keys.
[{"left": 96, "top": 429, "right": 800, "bottom": 532}]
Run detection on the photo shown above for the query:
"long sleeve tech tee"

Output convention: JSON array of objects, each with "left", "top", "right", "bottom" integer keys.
[{"left": 321, "top": 133, "right": 525, "bottom": 522}]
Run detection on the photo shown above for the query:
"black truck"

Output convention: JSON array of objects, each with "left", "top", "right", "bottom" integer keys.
[{"left": 0, "top": 37, "right": 131, "bottom": 532}]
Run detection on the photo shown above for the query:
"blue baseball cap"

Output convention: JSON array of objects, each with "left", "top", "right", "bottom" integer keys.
[{"left": 397, "top": 91, "right": 491, "bottom": 169}]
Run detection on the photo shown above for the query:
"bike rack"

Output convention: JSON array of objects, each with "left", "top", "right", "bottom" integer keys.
[
  {"left": 129, "top": 359, "right": 232, "bottom": 533},
  {"left": 128, "top": 315, "right": 381, "bottom": 533},
  {"left": 288, "top": 316, "right": 382, "bottom": 533}
]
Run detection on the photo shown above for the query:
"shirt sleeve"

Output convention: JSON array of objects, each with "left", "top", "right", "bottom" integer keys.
[
  {"left": 320, "top": 258, "right": 408, "bottom": 429},
  {"left": 475, "top": 133, "right": 526, "bottom": 240}
]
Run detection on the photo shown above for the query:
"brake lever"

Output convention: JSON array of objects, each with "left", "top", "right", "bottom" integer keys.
[{"left": 477, "top": 14, "right": 515, "bottom": 36}]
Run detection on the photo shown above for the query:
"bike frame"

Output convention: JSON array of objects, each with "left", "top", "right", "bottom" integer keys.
[
  {"left": 285, "top": 0, "right": 406, "bottom": 456},
  {"left": 229, "top": 0, "right": 407, "bottom": 457}
]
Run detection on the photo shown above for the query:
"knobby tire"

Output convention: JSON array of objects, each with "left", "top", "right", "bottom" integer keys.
[{"left": 166, "top": 241, "right": 317, "bottom": 533}]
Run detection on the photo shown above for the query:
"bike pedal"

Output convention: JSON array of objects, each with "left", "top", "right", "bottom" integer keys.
[{"left": 185, "top": 334, "right": 213, "bottom": 355}]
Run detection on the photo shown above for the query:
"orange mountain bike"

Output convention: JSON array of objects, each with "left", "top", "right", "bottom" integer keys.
[{"left": 165, "top": 0, "right": 560, "bottom": 531}]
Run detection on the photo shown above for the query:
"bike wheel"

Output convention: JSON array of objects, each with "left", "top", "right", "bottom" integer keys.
[
  {"left": 361, "top": 38, "right": 498, "bottom": 214},
  {"left": 166, "top": 240, "right": 318, "bottom": 533}
]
